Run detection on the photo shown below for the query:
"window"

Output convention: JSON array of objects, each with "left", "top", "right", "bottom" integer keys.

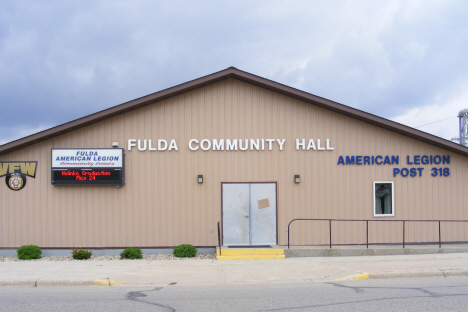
[{"left": 373, "top": 181, "right": 394, "bottom": 216}]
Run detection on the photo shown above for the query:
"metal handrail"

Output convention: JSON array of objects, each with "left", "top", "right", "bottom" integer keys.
[
  {"left": 287, "top": 218, "right": 468, "bottom": 249},
  {"left": 217, "top": 221, "right": 221, "bottom": 255}
]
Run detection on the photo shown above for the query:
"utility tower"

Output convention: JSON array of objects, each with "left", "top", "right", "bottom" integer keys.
[{"left": 458, "top": 109, "right": 468, "bottom": 146}]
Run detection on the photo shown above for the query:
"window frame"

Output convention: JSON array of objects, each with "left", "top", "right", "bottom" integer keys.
[{"left": 373, "top": 181, "right": 395, "bottom": 217}]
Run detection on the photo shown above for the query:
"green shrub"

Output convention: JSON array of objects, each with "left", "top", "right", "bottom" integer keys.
[
  {"left": 71, "top": 247, "right": 92, "bottom": 260},
  {"left": 17, "top": 245, "right": 42, "bottom": 260},
  {"left": 173, "top": 244, "right": 197, "bottom": 258},
  {"left": 120, "top": 247, "right": 143, "bottom": 259}
]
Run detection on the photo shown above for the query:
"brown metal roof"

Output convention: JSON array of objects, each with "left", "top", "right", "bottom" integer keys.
[{"left": 1, "top": 67, "right": 467, "bottom": 157}]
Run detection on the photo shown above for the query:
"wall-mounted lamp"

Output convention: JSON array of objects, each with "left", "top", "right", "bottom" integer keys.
[
  {"left": 197, "top": 175, "right": 203, "bottom": 184},
  {"left": 112, "top": 142, "right": 119, "bottom": 148},
  {"left": 294, "top": 175, "right": 300, "bottom": 183}
]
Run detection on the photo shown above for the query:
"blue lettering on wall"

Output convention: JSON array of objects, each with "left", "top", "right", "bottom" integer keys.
[
  {"left": 375, "top": 156, "right": 383, "bottom": 165},
  {"left": 338, "top": 154, "right": 449, "bottom": 178},
  {"left": 406, "top": 155, "right": 450, "bottom": 165},
  {"left": 443, "top": 155, "right": 450, "bottom": 164},
  {"left": 346, "top": 156, "right": 355, "bottom": 165},
  {"left": 356, "top": 156, "right": 362, "bottom": 165},
  {"left": 363, "top": 156, "right": 370, "bottom": 165},
  {"left": 337, "top": 155, "right": 449, "bottom": 166},
  {"left": 337, "top": 156, "right": 345, "bottom": 165},
  {"left": 393, "top": 167, "right": 424, "bottom": 177},
  {"left": 383, "top": 156, "right": 391, "bottom": 165}
]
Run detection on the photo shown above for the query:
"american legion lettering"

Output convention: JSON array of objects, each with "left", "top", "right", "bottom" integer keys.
[{"left": 337, "top": 154, "right": 451, "bottom": 178}]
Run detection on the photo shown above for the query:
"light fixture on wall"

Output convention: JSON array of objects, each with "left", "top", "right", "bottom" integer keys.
[
  {"left": 294, "top": 175, "right": 300, "bottom": 183},
  {"left": 112, "top": 142, "right": 119, "bottom": 148},
  {"left": 198, "top": 175, "right": 203, "bottom": 183}
]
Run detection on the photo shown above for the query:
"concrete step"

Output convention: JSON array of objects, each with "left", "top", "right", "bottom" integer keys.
[
  {"left": 216, "top": 247, "right": 285, "bottom": 260},
  {"left": 216, "top": 248, "right": 284, "bottom": 256},
  {"left": 216, "top": 254, "right": 285, "bottom": 260}
]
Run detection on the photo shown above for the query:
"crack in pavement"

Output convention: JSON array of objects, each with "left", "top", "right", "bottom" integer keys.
[
  {"left": 327, "top": 282, "right": 447, "bottom": 297},
  {"left": 259, "top": 293, "right": 468, "bottom": 311},
  {"left": 126, "top": 287, "right": 176, "bottom": 311},
  {"left": 260, "top": 282, "right": 468, "bottom": 311},
  {"left": 34, "top": 265, "right": 75, "bottom": 284}
]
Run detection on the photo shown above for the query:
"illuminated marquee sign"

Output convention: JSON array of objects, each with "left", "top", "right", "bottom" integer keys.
[{"left": 51, "top": 149, "right": 124, "bottom": 185}]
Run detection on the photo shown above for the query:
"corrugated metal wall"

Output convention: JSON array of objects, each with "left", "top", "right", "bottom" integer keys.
[{"left": 1, "top": 78, "right": 467, "bottom": 248}]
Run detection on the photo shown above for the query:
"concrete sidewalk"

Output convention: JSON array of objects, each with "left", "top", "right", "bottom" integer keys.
[{"left": 2, "top": 252, "right": 468, "bottom": 287}]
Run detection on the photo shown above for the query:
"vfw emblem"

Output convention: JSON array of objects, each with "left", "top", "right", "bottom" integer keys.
[
  {"left": 0, "top": 162, "right": 37, "bottom": 191},
  {"left": 7, "top": 173, "right": 25, "bottom": 191}
]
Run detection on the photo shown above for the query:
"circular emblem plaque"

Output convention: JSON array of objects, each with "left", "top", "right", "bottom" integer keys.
[{"left": 6, "top": 174, "right": 26, "bottom": 191}]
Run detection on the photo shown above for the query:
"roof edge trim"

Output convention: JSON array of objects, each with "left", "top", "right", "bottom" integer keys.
[{"left": 1, "top": 67, "right": 467, "bottom": 158}]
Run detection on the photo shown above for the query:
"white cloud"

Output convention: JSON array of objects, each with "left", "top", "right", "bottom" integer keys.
[
  {"left": 392, "top": 82, "right": 468, "bottom": 141},
  {"left": 1, "top": 1, "right": 468, "bottom": 144},
  {"left": 0, "top": 124, "right": 53, "bottom": 146}
]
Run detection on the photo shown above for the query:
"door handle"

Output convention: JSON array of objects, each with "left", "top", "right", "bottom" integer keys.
[{"left": 244, "top": 215, "right": 249, "bottom": 218}]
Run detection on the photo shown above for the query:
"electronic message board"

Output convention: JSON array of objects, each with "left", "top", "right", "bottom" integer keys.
[{"left": 51, "top": 149, "right": 124, "bottom": 186}]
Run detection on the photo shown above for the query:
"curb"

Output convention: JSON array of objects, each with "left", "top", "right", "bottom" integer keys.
[
  {"left": 443, "top": 270, "right": 468, "bottom": 277},
  {"left": 335, "top": 269, "right": 468, "bottom": 281},
  {"left": 93, "top": 279, "right": 125, "bottom": 286},
  {"left": 335, "top": 273, "right": 369, "bottom": 281},
  {"left": 369, "top": 271, "right": 445, "bottom": 279},
  {"left": 370, "top": 269, "right": 468, "bottom": 279},
  {"left": 2, "top": 270, "right": 468, "bottom": 287},
  {"left": 0, "top": 280, "right": 94, "bottom": 287}
]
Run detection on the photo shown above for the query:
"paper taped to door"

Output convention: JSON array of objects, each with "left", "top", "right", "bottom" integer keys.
[{"left": 258, "top": 198, "right": 270, "bottom": 209}]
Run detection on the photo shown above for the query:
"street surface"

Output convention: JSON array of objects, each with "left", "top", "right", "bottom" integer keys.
[{"left": 1, "top": 277, "right": 468, "bottom": 311}]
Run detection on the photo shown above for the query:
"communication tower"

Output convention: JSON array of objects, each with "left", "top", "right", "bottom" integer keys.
[{"left": 457, "top": 109, "right": 468, "bottom": 146}]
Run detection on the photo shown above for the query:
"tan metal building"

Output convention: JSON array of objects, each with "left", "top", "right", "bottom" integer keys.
[{"left": 1, "top": 67, "right": 468, "bottom": 253}]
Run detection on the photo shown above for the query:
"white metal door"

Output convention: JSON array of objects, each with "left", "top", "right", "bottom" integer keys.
[
  {"left": 222, "top": 183, "right": 276, "bottom": 245},
  {"left": 222, "top": 184, "right": 250, "bottom": 245},
  {"left": 250, "top": 183, "right": 277, "bottom": 245}
]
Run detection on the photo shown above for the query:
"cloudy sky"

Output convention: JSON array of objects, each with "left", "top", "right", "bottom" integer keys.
[{"left": 1, "top": 1, "right": 467, "bottom": 145}]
